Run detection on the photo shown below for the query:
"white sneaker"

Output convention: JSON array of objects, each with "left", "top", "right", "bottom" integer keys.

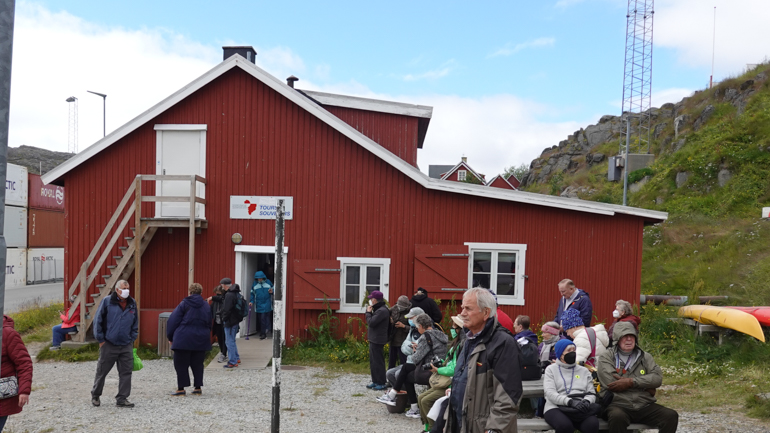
[
  {"left": 376, "top": 393, "right": 397, "bottom": 406},
  {"left": 405, "top": 407, "right": 420, "bottom": 418},
  {"left": 216, "top": 353, "right": 226, "bottom": 363}
]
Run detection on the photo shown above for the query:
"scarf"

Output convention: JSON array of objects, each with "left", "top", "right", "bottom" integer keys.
[{"left": 539, "top": 334, "right": 560, "bottom": 362}]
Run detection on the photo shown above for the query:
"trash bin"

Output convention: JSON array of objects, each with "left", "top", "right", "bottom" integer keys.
[{"left": 158, "top": 312, "right": 173, "bottom": 357}]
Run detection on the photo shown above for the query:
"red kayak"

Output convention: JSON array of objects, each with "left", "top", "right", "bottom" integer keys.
[{"left": 727, "top": 307, "right": 770, "bottom": 327}]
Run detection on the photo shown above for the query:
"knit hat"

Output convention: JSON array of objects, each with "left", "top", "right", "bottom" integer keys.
[
  {"left": 485, "top": 288, "right": 499, "bottom": 306},
  {"left": 405, "top": 307, "right": 425, "bottom": 319},
  {"left": 554, "top": 339, "right": 575, "bottom": 361},
  {"left": 396, "top": 295, "right": 411, "bottom": 310},
  {"left": 416, "top": 287, "right": 428, "bottom": 295},
  {"left": 561, "top": 308, "right": 584, "bottom": 331}
]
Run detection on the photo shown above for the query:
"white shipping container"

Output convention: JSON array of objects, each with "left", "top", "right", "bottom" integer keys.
[
  {"left": 4, "top": 206, "right": 27, "bottom": 248},
  {"left": 6, "top": 248, "right": 26, "bottom": 289},
  {"left": 27, "top": 248, "right": 64, "bottom": 284},
  {"left": 5, "top": 164, "right": 28, "bottom": 207}
]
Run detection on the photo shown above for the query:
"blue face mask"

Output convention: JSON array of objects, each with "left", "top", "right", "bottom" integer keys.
[
  {"left": 450, "top": 328, "right": 458, "bottom": 338},
  {"left": 408, "top": 319, "right": 415, "bottom": 327}
]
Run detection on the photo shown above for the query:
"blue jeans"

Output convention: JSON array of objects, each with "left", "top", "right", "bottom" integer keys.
[
  {"left": 257, "top": 311, "right": 272, "bottom": 335},
  {"left": 224, "top": 325, "right": 240, "bottom": 365},
  {"left": 52, "top": 324, "right": 76, "bottom": 347},
  {"left": 0, "top": 415, "right": 7, "bottom": 430}
]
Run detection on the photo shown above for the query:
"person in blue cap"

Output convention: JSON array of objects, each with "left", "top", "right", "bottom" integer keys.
[
  {"left": 543, "top": 339, "right": 600, "bottom": 433},
  {"left": 249, "top": 271, "right": 274, "bottom": 340}
]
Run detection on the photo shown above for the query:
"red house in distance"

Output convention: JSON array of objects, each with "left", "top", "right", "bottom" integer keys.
[{"left": 43, "top": 46, "right": 667, "bottom": 347}]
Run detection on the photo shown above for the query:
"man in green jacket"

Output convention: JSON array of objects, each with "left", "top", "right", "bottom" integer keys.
[{"left": 597, "top": 321, "right": 679, "bottom": 433}]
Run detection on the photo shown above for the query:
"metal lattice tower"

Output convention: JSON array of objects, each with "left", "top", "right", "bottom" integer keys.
[
  {"left": 66, "top": 96, "right": 78, "bottom": 153},
  {"left": 619, "top": 0, "right": 654, "bottom": 155}
]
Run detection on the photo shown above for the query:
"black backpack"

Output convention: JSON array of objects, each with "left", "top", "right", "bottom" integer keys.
[
  {"left": 519, "top": 339, "right": 542, "bottom": 381},
  {"left": 233, "top": 291, "right": 248, "bottom": 322}
]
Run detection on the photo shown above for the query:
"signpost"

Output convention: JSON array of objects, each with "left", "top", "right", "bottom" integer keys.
[{"left": 271, "top": 199, "right": 285, "bottom": 433}]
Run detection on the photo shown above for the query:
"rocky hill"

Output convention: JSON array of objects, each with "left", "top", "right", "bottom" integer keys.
[
  {"left": 8, "top": 145, "right": 73, "bottom": 175},
  {"left": 518, "top": 62, "right": 770, "bottom": 304}
]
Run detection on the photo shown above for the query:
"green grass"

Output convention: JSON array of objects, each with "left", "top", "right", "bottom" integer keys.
[
  {"left": 36, "top": 342, "right": 167, "bottom": 362},
  {"left": 8, "top": 298, "right": 63, "bottom": 343}
]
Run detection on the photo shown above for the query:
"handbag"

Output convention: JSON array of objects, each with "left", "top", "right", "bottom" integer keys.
[
  {"left": 0, "top": 376, "right": 19, "bottom": 399},
  {"left": 414, "top": 333, "right": 435, "bottom": 386},
  {"left": 428, "top": 372, "right": 452, "bottom": 389}
]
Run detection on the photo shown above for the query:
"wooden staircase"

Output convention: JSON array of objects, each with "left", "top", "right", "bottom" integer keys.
[{"left": 66, "top": 174, "right": 207, "bottom": 343}]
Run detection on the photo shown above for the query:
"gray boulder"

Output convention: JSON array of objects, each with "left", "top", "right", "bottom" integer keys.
[
  {"left": 740, "top": 80, "right": 754, "bottom": 91},
  {"left": 629, "top": 175, "right": 651, "bottom": 193},
  {"left": 585, "top": 122, "right": 614, "bottom": 147},
  {"left": 676, "top": 171, "right": 689, "bottom": 188},
  {"left": 652, "top": 122, "right": 668, "bottom": 139},
  {"left": 674, "top": 115, "right": 689, "bottom": 137},
  {"left": 673, "top": 139, "right": 686, "bottom": 153},
  {"left": 693, "top": 105, "right": 715, "bottom": 131},
  {"left": 659, "top": 103, "right": 675, "bottom": 119},
  {"left": 718, "top": 169, "right": 732, "bottom": 187}
]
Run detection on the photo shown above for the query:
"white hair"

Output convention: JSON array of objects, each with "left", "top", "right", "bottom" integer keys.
[
  {"left": 464, "top": 287, "right": 497, "bottom": 318},
  {"left": 115, "top": 280, "right": 128, "bottom": 290}
]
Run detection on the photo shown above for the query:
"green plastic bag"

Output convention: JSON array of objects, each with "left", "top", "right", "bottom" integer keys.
[{"left": 132, "top": 348, "right": 143, "bottom": 371}]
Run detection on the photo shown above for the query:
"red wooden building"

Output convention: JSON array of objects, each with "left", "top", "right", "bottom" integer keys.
[
  {"left": 486, "top": 175, "right": 518, "bottom": 190},
  {"left": 43, "top": 47, "right": 666, "bottom": 346},
  {"left": 439, "top": 158, "right": 485, "bottom": 184}
]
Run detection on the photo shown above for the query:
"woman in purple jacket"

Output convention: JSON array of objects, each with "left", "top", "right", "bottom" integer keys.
[{"left": 167, "top": 283, "right": 212, "bottom": 396}]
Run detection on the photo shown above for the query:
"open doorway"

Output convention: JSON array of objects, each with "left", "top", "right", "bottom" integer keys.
[{"left": 234, "top": 245, "right": 288, "bottom": 340}]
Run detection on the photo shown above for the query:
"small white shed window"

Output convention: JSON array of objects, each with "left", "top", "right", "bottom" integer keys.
[
  {"left": 458, "top": 170, "right": 467, "bottom": 181},
  {"left": 337, "top": 257, "right": 391, "bottom": 313},
  {"left": 465, "top": 242, "right": 527, "bottom": 306}
]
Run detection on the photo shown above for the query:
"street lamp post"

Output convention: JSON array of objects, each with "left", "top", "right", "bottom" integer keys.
[{"left": 87, "top": 90, "right": 106, "bottom": 137}]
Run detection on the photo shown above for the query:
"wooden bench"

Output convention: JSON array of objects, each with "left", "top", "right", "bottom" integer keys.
[
  {"left": 668, "top": 317, "right": 727, "bottom": 345},
  {"left": 518, "top": 418, "right": 656, "bottom": 432}
]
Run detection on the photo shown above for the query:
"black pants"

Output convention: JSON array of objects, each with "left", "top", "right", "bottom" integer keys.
[
  {"left": 394, "top": 363, "right": 418, "bottom": 404},
  {"left": 544, "top": 408, "right": 599, "bottom": 433},
  {"left": 173, "top": 349, "right": 206, "bottom": 389},
  {"left": 388, "top": 343, "right": 407, "bottom": 369},
  {"left": 369, "top": 343, "right": 386, "bottom": 385},
  {"left": 606, "top": 403, "right": 678, "bottom": 433},
  {"left": 212, "top": 323, "right": 227, "bottom": 356}
]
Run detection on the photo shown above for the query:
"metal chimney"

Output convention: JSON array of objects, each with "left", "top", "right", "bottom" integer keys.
[
  {"left": 286, "top": 76, "right": 299, "bottom": 88},
  {"left": 223, "top": 46, "right": 257, "bottom": 63}
]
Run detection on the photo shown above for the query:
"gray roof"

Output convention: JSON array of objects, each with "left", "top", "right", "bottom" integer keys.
[{"left": 428, "top": 165, "right": 454, "bottom": 179}]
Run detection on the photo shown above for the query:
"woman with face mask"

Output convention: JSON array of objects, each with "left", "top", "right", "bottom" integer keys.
[
  {"left": 607, "top": 300, "right": 641, "bottom": 346},
  {"left": 543, "top": 340, "right": 600, "bottom": 433}
]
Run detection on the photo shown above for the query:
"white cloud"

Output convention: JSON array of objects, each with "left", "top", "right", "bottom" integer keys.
[
  {"left": 489, "top": 37, "right": 555, "bottom": 58},
  {"left": 402, "top": 60, "right": 457, "bottom": 81},
  {"left": 655, "top": 0, "right": 770, "bottom": 79}
]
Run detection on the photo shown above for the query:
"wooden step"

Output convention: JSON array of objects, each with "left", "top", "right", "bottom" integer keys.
[
  {"left": 86, "top": 302, "right": 94, "bottom": 307},
  {"left": 96, "top": 284, "right": 105, "bottom": 289},
  {"left": 107, "top": 265, "right": 117, "bottom": 270},
  {"left": 102, "top": 275, "right": 112, "bottom": 280},
  {"left": 119, "top": 246, "right": 128, "bottom": 251},
  {"left": 91, "top": 293, "right": 101, "bottom": 298},
  {"left": 124, "top": 237, "right": 134, "bottom": 241},
  {"left": 113, "top": 256, "right": 122, "bottom": 260}
]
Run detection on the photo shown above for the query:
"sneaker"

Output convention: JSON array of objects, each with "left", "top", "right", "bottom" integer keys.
[
  {"left": 116, "top": 400, "right": 135, "bottom": 408},
  {"left": 49, "top": 346, "right": 60, "bottom": 351},
  {"left": 405, "top": 407, "right": 420, "bottom": 418},
  {"left": 91, "top": 397, "right": 100, "bottom": 407},
  {"left": 216, "top": 353, "right": 226, "bottom": 363},
  {"left": 366, "top": 383, "right": 376, "bottom": 389},
  {"left": 170, "top": 390, "right": 186, "bottom": 396},
  {"left": 236, "top": 359, "right": 241, "bottom": 364},
  {"left": 372, "top": 383, "right": 388, "bottom": 391},
  {"left": 376, "top": 393, "right": 397, "bottom": 406},
  {"left": 259, "top": 334, "right": 266, "bottom": 340},
  {"left": 223, "top": 363, "right": 238, "bottom": 369}
]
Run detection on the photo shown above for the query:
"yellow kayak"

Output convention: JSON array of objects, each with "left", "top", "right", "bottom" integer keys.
[{"left": 678, "top": 305, "right": 766, "bottom": 342}]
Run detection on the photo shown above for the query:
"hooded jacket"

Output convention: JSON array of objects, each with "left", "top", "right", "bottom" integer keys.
[
  {"left": 597, "top": 321, "right": 663, "bottom": 411},
  {"left": 543, "top": 359, "right": 596, "bottom": 414},
  {"left": 94, "top": 292, "right": 138, "bottom": 346},
  {"left": 412, "top": 328, "right": 449, "bottom": 366},
  {"left": 607, "top": 314, "right": 642, "bottom": 344},
  {"left": 250, "top": 271, "right": 274, "bottom": 314},
  {"left": 1, "top": 316, "right": 32, "bottom": 417},
  {"left": 222, "top": 284, "right": 243, "bottom": 327},
  {"left": 167, "top": 294, "right": 212, "bottom": 351},
  {"left": 389, "top": 303, "right": 411, "bottom": 347},
  {"left": 554, "top": 288, "right": 593, "bottom": 328},
  {"left": 365, "top": 300, "right": 389, "bottom": 345},
  {"left": 446, "top": 319, "right": 522, "bottom": 433},
  {"left": 410, "top": 289, "right": 443, "bottom": 324},
  {"left": 401, "top": 326, "right": 420, "bottom": 363},
  {"left": 571, "top": 324, "right": 609, "bottom": 366},
  {"left": 513, "top": 329, "right": 538, "bottom": 345}
]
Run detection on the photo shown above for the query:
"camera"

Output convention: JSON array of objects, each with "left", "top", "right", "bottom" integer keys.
[{"left": 422, "top": 356, "right": 443, "bottom": 370}]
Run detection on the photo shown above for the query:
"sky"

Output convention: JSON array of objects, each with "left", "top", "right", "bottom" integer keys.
[{"left": 7, "top": 0, "right": 770, "bottom": 178}]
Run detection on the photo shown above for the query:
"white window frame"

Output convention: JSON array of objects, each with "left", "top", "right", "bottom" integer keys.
[
  {"left": 457, "top": 170, "right": 467, "bottom": 181},
  {"left": 336, "top": 257, "right": 391, "bottom": 314},
  {"left": 465, "top": 242, "right": 527, "bottom": 306}
]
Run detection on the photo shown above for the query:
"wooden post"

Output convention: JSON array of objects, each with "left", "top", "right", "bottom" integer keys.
[
  {"left": 133, "top": 176, "right": 142, "bottom": 346},
  {"left": 78, "top": 263, "right": 87, "bottom": 342},
  {"left": 188, "top": 175, "right": 196, "bottom": 287}
]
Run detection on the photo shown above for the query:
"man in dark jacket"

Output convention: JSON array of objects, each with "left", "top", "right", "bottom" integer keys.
[
  {"left": 513, "top": 315, "right": 538, "bottom": 345},
  {"left": 446, "top": 287, "right": 522, "bottom": 433},
  {"left": 411, "top": 287, "right": 443, "bottom": 325},
  {"left": 554, "top": 279, "right": 593, "bottom": 328},
  {"left": 365, "top": 290, "right": 389, "bottom": 390},
  {"left": 91, "top": 280, "right": 138, "bottom": 408},
  {"left": 388, "top": 295, "right": 412, "bottom": 368},
  {"left": 220, "top": 278, "right": 243, "bottom": 368}
]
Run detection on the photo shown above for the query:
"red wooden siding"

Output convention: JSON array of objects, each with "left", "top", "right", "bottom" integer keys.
[
  {"left": 323, "top": 105, "right": 420, "bottom": 167},
  {"left": 63, "top": 67, "right": 646, "bottom": 346},
  {"left": 507, "top": 175, "right": 521, "bottom": 189},
  {"left": 488, "top": 177, "right": 515, "bottom": 190},
  {"left": 443, "top": 167, "right": 484, "bottom": 184}
]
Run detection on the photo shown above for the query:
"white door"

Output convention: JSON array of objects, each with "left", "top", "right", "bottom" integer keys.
[{"left": 155, "top": 126, "right": 206, "bottom": 218}]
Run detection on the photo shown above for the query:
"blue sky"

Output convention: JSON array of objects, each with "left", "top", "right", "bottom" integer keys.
[{"left": 10, "top": 0, "right": 769, "bottom": 177}]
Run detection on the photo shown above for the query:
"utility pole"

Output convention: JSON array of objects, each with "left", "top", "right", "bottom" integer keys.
[
  {"left": 87, "top": 90, "right": 106, "bottom": 137},
  {"left": 0, "top": 0, "right": 16, "bottom": 372},
  {"left": 271, "top": 199, "right": 285, "bottom": 433}
]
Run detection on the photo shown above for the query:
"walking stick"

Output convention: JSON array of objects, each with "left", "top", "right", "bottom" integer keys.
[{"left": 246, "top": 301, "right": 252, "bottom": 340}]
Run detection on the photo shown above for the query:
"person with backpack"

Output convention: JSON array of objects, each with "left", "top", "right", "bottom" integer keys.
[
  {"left": 561, "top": 309, "right": 608, "bottom": 367},
  {"left": 207, "top": 285, "right": 227, "bottom": 363},
  {"left": 410, "top": 287, "right": 443, "bottom": 324},
  {"left": 220, "top": 278, "right": 246, "bottom": 369},
  {"left": 249, "top": 271, "right": 274, "bottom": 340}
]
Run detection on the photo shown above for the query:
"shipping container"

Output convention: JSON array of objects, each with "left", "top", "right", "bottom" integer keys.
[
  {"left": 27, "top": 248, "right": 64, "bottom": 284},
  {"left": 6, "top": 164, "right": 28, "bottom": 207},
  {"left": 4, "top": 206, "right": 27, "bottom": 248},
  {"left": 28, "top": 209, "right": 64, "bottom": 248},
  {"left": 28, "top": 173, "right": 65, "bottom": 211},
  {"left": 6, "top": 248, "right": 26, "bottom": 289}
]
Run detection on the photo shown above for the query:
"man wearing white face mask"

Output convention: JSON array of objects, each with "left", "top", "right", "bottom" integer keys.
[{"left": 91, "top": 280, "right": 139, "bottom": 408}]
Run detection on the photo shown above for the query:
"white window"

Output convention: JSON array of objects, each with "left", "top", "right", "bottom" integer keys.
[
  {"left": 465, "top": 242, "right": 527, "bottom": 306},
  {"left": 337, "top": 257, "right": 390, "bottom": 313},
  {"left": 458, "top": 170, "right": 467, "bottom": 181}
]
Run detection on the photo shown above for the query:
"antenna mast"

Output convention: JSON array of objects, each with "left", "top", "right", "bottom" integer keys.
[{"left": 66, "top": 96, "right": 78, "bottom": 153}]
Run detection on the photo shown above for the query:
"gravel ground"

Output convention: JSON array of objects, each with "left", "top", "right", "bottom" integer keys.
[{"left": 6, "top": 359, "right": 770, "bottom": 433}]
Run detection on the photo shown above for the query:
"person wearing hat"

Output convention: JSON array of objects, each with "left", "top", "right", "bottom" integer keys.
[
  {"left": 388, "top": 295, "right": 412, "bottom": 369},
  {"left": 249, "top": 271, "right": 274, "bottom": 340},
  {"left": 365, "top": 290, "right": 389, "bottom": 390},
  {"left": 561, "top": 309, "right": 608, "bottom": 367},
  {"left": 597, "top": 322, "right": 678, "bottom": 433},
  {"left": 543, "top": 339, "right": 600, "bottom": 433},
  {"left": 384, "top": 307, "right": 425, "bottom": 388},
  {"left": 410, "top": 287, "right": 443, "bottom": 324},
  {"left": 220, "top": 278, "right": 243, "bottom": 368}
]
